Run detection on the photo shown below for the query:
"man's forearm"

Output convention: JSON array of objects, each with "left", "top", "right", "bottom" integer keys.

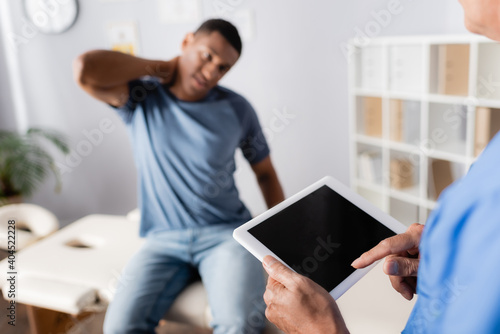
[
  {"left": 74, "top": 50, "right": 169, "bottom": 88},
  {"left": 258, "top": 173, "right": 284, "bottom": 209}
]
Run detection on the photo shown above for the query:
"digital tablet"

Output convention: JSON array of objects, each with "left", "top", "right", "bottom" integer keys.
[{"left": 233, "top": 176, "right": 407, "bottom": 299}]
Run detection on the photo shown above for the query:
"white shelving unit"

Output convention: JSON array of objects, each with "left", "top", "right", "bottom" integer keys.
[{"left": 349, "top": 35, "right": 500, "bottom": 227}]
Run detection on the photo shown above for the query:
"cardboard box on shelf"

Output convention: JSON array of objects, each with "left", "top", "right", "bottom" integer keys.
[
  {"left": 390, "top": 100, "right": 403, "bottom": 142},
  {"left": 430, "top": 159, "right": 453, "bottom": 200},
  {"left": 364, "top": 97, "right": 382, "bottom": 137},
  {"left": 390, "top": 159, "right": 414, "bottom": 189},
  {"left": 390, "top": 100, "right": 420, "bottom": 144},
  {"left": 475, "top": 107, "right": 500, "bottom": 156},
  {"left": 437, "top": 44, "right": 470, "bottom": 96}
]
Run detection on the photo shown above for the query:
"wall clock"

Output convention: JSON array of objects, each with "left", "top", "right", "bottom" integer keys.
[{"left": 23, "top": 0, "right": 79, "bottom": 34}]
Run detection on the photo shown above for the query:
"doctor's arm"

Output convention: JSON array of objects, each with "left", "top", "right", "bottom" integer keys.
[{"left": 251, "top": 156, "right": 284, "bottom": 209}]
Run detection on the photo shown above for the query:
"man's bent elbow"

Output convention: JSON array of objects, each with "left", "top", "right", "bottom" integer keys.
[
  {"left": 73, "top": 51, "right": 98, "bottom": 88},
  {"left": 73, "top": 53, "right": 88, "bottom": 87},
  {"left": 256, "top": 171, "right": 273, "bottom": 186}
]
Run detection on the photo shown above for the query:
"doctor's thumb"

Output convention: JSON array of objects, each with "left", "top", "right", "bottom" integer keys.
[{"left": 263, "top": 255, "right": 296, "bottom": 287}]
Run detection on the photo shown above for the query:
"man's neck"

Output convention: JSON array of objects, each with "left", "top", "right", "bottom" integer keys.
[{"left": 168, "top": 77, "right": 208, "bottom": 102}]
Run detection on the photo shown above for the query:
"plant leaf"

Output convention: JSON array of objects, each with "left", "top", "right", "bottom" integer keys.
[
  {"left": 27, "top": 127, "right": 70, "bottom": 154},
  {"left": 0, "top": 128, "right": 69, "bottom": 197}
]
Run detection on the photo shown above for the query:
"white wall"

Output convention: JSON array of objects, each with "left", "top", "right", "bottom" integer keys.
[
  {"left": 0, "top": 16, "right": 16, "bottom": 131},
  {"left": 0, "top": 0, "right": 470, "bottom": 225}
]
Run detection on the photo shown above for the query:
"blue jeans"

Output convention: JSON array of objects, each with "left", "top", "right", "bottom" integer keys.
[{"left": 103, "top": 222, "right": 266, "bottom": 334}]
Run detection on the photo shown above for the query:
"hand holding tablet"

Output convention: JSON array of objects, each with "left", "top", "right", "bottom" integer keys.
[{"left": 233, "top": 176, "right": 407, "bottom": 299}]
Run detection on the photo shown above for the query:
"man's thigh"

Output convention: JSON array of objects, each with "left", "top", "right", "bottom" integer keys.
[
  {"left": 103, "top": 238, "right": 193, "bottom": 334},
  {"left": 196, "top": 225, "right": 266, "bottom": 334}
]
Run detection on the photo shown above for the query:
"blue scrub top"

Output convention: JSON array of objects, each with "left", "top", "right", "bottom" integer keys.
[{"left": 404, "top": 132, "right": 500, "bottom": 333}]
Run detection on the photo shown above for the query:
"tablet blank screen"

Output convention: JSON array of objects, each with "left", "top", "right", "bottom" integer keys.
[{"left": 249, "top": 185, "right": 395, "bottom": 292}]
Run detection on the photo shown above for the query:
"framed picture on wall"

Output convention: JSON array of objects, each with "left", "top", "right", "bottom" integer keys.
[{"left": 107, "top": 21, "right": 140, "bottom": 55}]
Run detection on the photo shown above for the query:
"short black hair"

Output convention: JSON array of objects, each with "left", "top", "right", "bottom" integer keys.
[{"left": 195, "top": 19, "right": 242, "bottom": 55}]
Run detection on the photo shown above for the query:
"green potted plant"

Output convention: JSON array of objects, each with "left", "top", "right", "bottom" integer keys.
[{"left": 0, "top": 128, "right": 70, "bottom": 205}]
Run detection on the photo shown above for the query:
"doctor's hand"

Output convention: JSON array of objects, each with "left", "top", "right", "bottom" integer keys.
[
  {"left": 263, "top": 256, "right": 349, "bottom": 334},
  {"left": 351, "top": 223, "right": 424, "bottom": 301}
]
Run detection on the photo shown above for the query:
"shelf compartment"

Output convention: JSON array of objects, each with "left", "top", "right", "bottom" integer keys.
[
  {"left": 355, "top": 45, "right": 385, "bottom": 90},
  {"left": 356, "top": 143, "right": 383, "bottom": 185},
  {"left": 389, "top": 149, "right": 420, "bottom": 198},
  {"left": 429, "top": 44, "right": 470, "bottom": 96},
  {"left": 427, "top": 158, "right": 467, "bottom": 201},
  {"left": 389, "top": 99, "right": 421, "bottom": 145},
  {"left": 356, "top": 96, "right": 383, "bottom": 138},
  {"left": 428, "top": 102, "right": 468, "bottom": 155},
  {"left": 357, "top": 186, "right": 384, "bottom": 211},
  {"left": 476, "top": 42, "right": 500, "bottom": 100},
  {"left": 474, "top": 106, "right": 500, "bottom": 156},
  {"left": 389, "top": 45, "right": 424, "bottom": 93},
  {"left": 389, "top": 197, "right": 421, "bottom": 226}
]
